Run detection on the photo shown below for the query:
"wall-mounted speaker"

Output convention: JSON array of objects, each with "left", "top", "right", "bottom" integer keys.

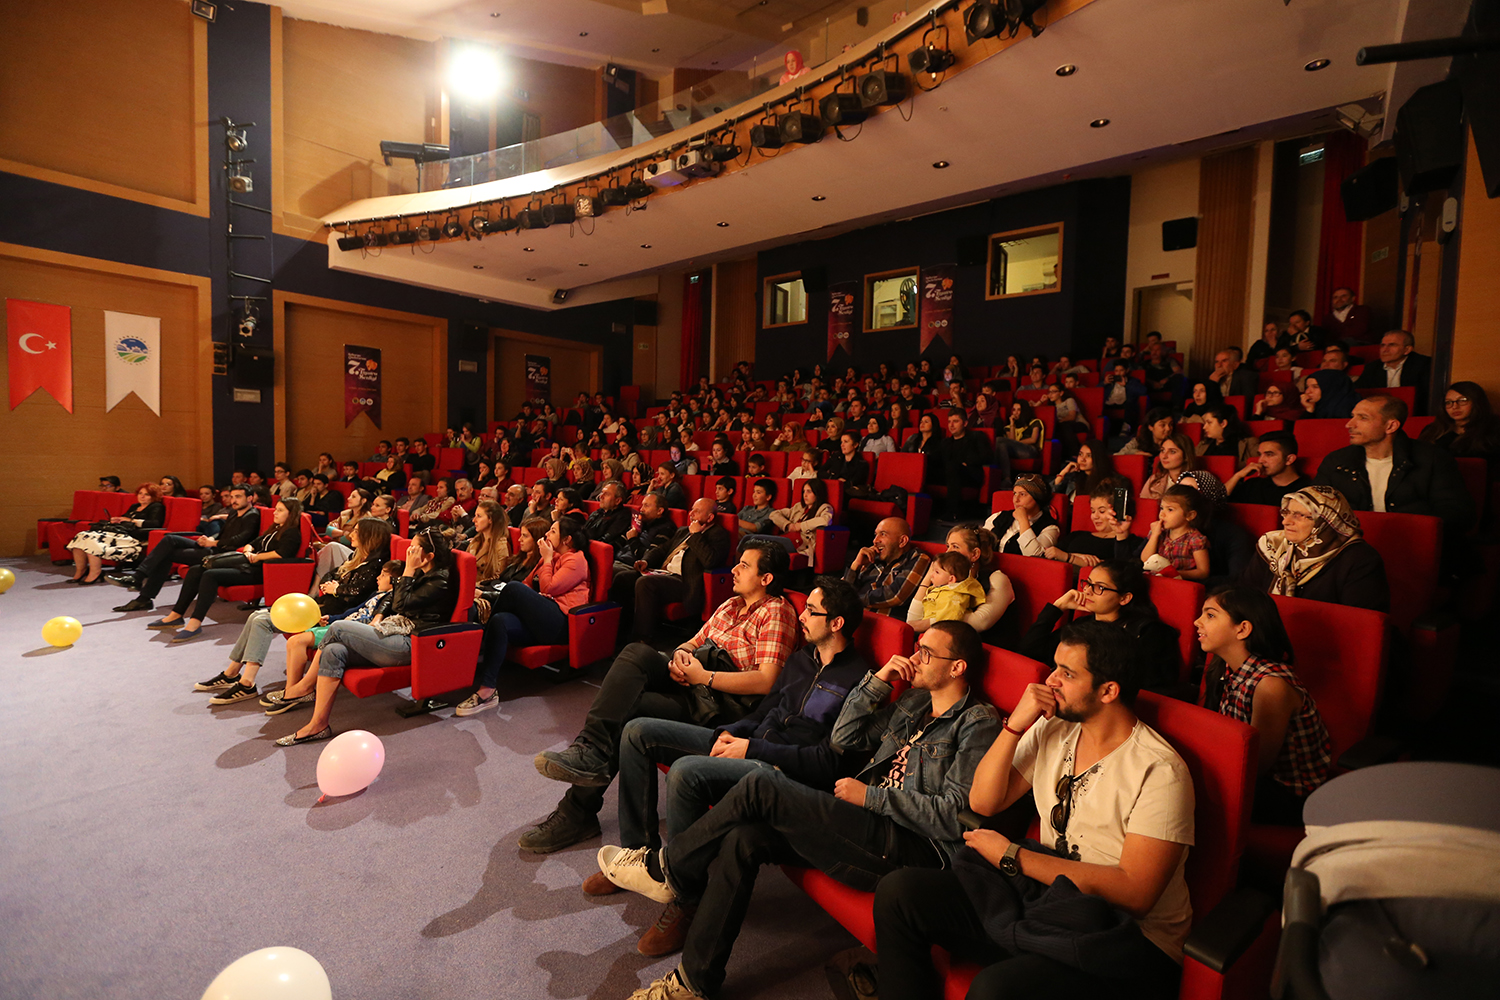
[
  {"left": 553, "top": 288, "right": 571, "bottom": 304},
  {"left": 1395, "top": 80, "right": 1464, "bottom": 196},
  {"left": 955, "top": 235, "right": 987, "bottom": 266},
  {"left": 460, "top": 321, "right": 488, "bottom": 353},
  {"left": 633, "top": 299, "right": 659, "bottom": 326},
  {"left": 1161, "top": 217, "right": 1198, "bottom": 252},
  {"left": 1341, "top": 157, "right": 1400, "bottom": 222},
  {"left": 232, "top": 346, "right": 274, "bottom": 389}
]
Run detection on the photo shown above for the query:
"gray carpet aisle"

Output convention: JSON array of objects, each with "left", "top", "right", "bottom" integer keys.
[{"left": 0, "top": 558, "right": 856, "bottom": 1000}]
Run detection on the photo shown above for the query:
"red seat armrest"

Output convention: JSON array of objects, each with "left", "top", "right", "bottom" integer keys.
[
  {"left": 409, "top": 624, "right": 485, "bottom": 700},
  {"left": 568, "top": 602, "right": 622, "bottom": 667},
  {"left": 261, "top": 559, "right": 316, "bottom": 606}
]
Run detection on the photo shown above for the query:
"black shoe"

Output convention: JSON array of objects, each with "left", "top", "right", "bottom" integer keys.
[
  {"left": 517, "top": 808, "right": 601, "bottom": 854},
  {"left": 534, "top": 739, "right": 612, "bottom": 787},
  {"left": 113, "top": 598, "right": 153, "bottom": 613},
  {"left": 105, "top": 573, "right": 140, "bottom": 590},
  {"left": 208, "top": 680, "right": 259, "bottom": 705},
  {"left": 192, "top": 670, "right": 238, "bottom": 692},
  {"left": 395, "top": 696, "right": 447, "bottom": 718},
  {"left": 237, "top": 600, "right": 262, "bottom": 611}
]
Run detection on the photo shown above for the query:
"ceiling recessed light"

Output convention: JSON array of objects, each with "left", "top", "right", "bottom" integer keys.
[
  {"left": 716, "top": 221, "right": 729, "bottom": 227},
  {"left": 1089, "top": 118, "right": 1110, "bottom": 128},
  {"left": 651, "top": 47, "right": 660, "bottom": 52},
  {"left": 1305, "top": 58, "right": 1330, "bottom": 71},
  {"left": 473, "top": 265, "right": 484, "bottom": 269},
  {"left": 640, "top": 243, "right": 652, "bottom": 248},
  {"left": 1056, "top": 64, "right": 1077, "bottom": 76},
  {"left": 578, "top": 262, "right": 588, "bottom": 267},
  {"left": 490, "top": 11, "right": 500, "bottom": 16},
  {"left": 522, "top": 246, "right": 535, "bottom": 252},
  {"left": 711, "top": 60, "right": 719, "bottom": 65},
  {"left": 579, "top": 30, "right": 589, "bottom": 36},
  {"left": 932, "top": 160, "right": 950, "bottom": 169},
  {"left": 811, "top": 195, "right": 826, "bottom": 201},
  {"left": 526, "top": 277, "right": 536, "bottom": 281}
]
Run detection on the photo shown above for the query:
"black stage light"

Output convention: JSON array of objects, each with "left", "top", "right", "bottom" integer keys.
[
  {"left": 363, "top": 229, "right": 387, "bottom": 248},
  {"left": 390, "top": 227, "right": 418, "bottom": 245},
  {"left": 599, "top": 186, "right": 631, "bottom": 207},
  {"left": 779, "top": 111, "right": 823, "bottom": 144},
  {"left": 964, "top": 2, "right": 1003, "bottom": 42},
  {"left": 575, "top": 194, "right": 599, "bottom": 218},
  {"left": 859, "top": 69, "right": 908, "bottom": 107},
  {"left": 441, "top": 217, "right": 464, "bottom": 239},
  {"left": 542, "top": 202, "right": 577, "bottom": 226},
  {"left": 468, "top": 213, "right": 490, "bottom": 238},
  {"left": 909, "top": 43, "right": 956, "bottom": 75},
  {"left": 706, "top": 142, "right": 741, "bottom": 161},
  {"left": 819, "top": 92, "right": 867, "bottom": 127},
  {"left": 415, "top": 221, "right": 439, "bottom": 241},
  {"left": 336, "top": 233, "right": 365, "bottom": 251},
  {"left": 623, "top": 179, "right": 654, "bottom": 200},
  {"left": 749, "top": 122, "right": 783, "bottom": 149},
  {"left": 518, "top": 208, "right": 549, "bottom": 229},
  {"left": 489, "top": 211, "right": 519, "bottom": 233}
]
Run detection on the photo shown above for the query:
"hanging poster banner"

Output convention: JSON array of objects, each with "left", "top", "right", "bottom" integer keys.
[
  {"left": 525, "top": 355, "right": 551, "bottom": 404},
  {"left": 104, "top": 311, "right": 161, "bottom": 415},
  {"left": 826, "top": 283, "right": 857, "bottom": 360},
  {"left": 6, "top": 298, "right": 73, "bottom": 411},
  {"left": 919, "top": 264, "right": 956, "bottom": 353},
  {"left": 344, "top": 345, "right": 382, "bottom": 427}
]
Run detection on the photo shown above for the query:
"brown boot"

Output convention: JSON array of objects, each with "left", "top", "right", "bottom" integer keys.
[
  {"left": 583, "top": 871, "right": 621, "bottom": 896},
  {"left": 637, "top": 901, "right": 695, "bottom": 957}
]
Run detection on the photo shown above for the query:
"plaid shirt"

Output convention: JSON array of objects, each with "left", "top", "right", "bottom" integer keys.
[
  {"left": 1158, "top": 527, "right": 1207, "bottom": 572},
  {"left": 683, "top": 594, "right": 799, "bottom": 673},
  {"left": 1217, "top": 655, "right": 1332, "bottom": 797},
  {"left": 845, "top": 544, "right": 932, "bottom": 617}
]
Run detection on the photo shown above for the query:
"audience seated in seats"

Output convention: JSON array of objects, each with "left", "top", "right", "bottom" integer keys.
[
  {"left": 844, "top": 516, "right": 931, "bottom": 619},
  {"left": 1181, "top": 379, "right": 1222, "bottom": 424},
  {"left": 270, "top": 463, "right": 295, "bottom": 501},
  {"left": 96, "top": 474, "right": 122, "bottom": 492},
  {"left": 616, "top": 491, "right": 676, "bottom": 566},
  {"left": 541, "top": 457, "right": 571, "bottom": 495},
  {"left": 760, "top": 478, "right": 834, "bottom": 563},
  {"left": 710, "top": 476, "right": 737, "bottom": 515},
  {"left": 304, "top": 475, "right": 344, "bottom": 521},
  {"left": 969, "top": 392, "right": 1000, "bottom": 431},
  {"left": 323, "top": 487, "right": 373, "bottom": 542},
  {"left": 906, "top": 524, "right": 1014, "bottom": 642},
  {"left": 407, "top": 437, "right": 436, "bottom": 476},
  {"left": 1140, "top": 342, "right": 1186, "bottom": 401},
  {"left": 1101, "top": 361, "right": 1148, "bottom": 430},
  {"left": 272, "top": 527, "right": 460, "bottom": 746},
  {"left": 1354, "top": 330, "right": 1433, "bottom": 414},
  {"left": 149, "top": 499, "right": 304, "bottom": 641},
  {"left": 1141, "top": 432, "right": 1195, "bottom": 499},
  {"left": 736, "top": 479, "right": 778, "bottom": 535},
  {"left": 613, "top": 498, "right": 732, "bottom": 645},
  {"left": 624, "top": 463, "right": 652, "bottom": 502},
  {"left": 311, "top": 490, "right": 381, "bottom": 581},
  {"left": 908, "top": 551, "right": 987, "bottom": 634},
  {"left": 1300, "top": 369, "right": 1361, "bottom": 420},
  {"left": 667, "top": 443, "right": 699, "bottom": 477},
  {"left": 901, "top": 412, "right": 944, "bottom": 459},
  {"left": 1313, "top": 394, "right": 1474, "bottom": 531},
  {"left": 1116, "top": 407, "right": 1175, "bottom": 457},
  {"left": 1045, "top": 383, "right": 1088, "bottom": 444},
  {"left": 651, "top": 461, "right": 690, "bottom": 510},
  {"left": 1286, "top": 311, "right": 1322, "bottom": 351},
  {"left": 1421, "top": 381, "right": 1500, "bottom": 462},
  {"left": 1321, "top": 286, "right": 1375, "bottom": 344},
  {"left": 1197, "top": 404, "right": 1256, "bottom": 461},
  {"left": 595, "top": 577, "right": 870, "bottom": 957},
  {"left": 705, "top": 439, "right": 738, "bottom": 476},
  {"left": 1272, "top": 346, "right": 1304, "bottom": 386},
  {"left": 552, "top": 486, "right": 589, "bottom": 524},
  {"left": 983, "top": 475, "right": 1061, "bottom": 557},
  {"left": 940, "top": 409, "right": 993, "bottom": 518},
  {"left": 66, "top": 483, "right": 165, "bottom": 583},
  {"left": 1254, "top": 382, "right": 1305, "bottom": 422},
  {"left": 822, "top": 429, "right": 872, "bottom": 489},
  {"left": 412, "top": 477, "right": 457, "bottom": 530},
  {"left": 1046, "top": 484, "right": 1141, "bottom": 567},
  {"left": 462, "top": 499, "right": 511, "bottom": 582},
  {"left": 616, "top": 438, "right": 643, "bottom": 473},
  {"left": 1052, "top": 439, "right": 1117, "bottom": 503},
  {"left": 365, "top": 493, "right": 399, "bottom": 536},
  {"left": 1226, "top": 431, "right": 1311, "bottom": 506},
  {"left": 372, "top": 454, "right": 404, "bottom": 490},
  {"left": 1209, "top": 345, "right": 1258, "bottom": 400},
  {"left": 873, "top": 618, "right": 1191, "bottom": 1000},
  {"left": 525, "top": 540, "right": 798, "bottom": 856},
  {"left": 1239, "top": 485, "right": 1390, "bottom": 612},
  {"left": 590, "top": 459, "right": 626, "bottom": 501},
  {"left": 1142, "top": 485, "right": 1210, "bottom": 581},
  {"left": 861, "top": 415, "right": 896, "bottom": 454},
  {"left": 1196, "top": 587, "right": 1332, "bottom": 824},
  {"left": 599, "top": 620, "right": 999, "bottom": 1000},
  {"left": 195, "top": 484, "right": 227, "bottom": 536},
  {"left": 459, "top": 516, "right": 592, "bottom": 717},
  {"left": 788, "top": 449, "right": 820, "bottom": 483},
  {"left": 202, "top": 517, "right": 394, "bottom": 705},
  {"left": 1000, "top": 399, "right": 1045, "bottom": 463},
  {"left": 110, "top": 485, "right": 262, "bottom": 611},
  {"left": 1247, "top": 319, "right": 1288, "bottom": 365},
  {"left": 1172, "top": 469, "right": 1250, "bottom": 582},
  {"left": 582, "top": 481, "right": 632, "bottom": 552}
]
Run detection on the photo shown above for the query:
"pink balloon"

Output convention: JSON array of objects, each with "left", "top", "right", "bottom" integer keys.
[{"left": 315, "top": 730, "right": 385, "bottom": 798}]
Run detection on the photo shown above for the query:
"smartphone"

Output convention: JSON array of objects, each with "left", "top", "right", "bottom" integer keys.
[{"left": 1111, "top": 486, "right": 1135, "bottom": 521}]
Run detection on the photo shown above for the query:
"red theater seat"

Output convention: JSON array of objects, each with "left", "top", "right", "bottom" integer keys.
[
  {"left": 847, "top": 452, "right": 931, "bottom": 535},
  {"left": 994, "top": 554, "right": 1077, "bottom": 648},
  {"left": 507, "top": 541, "right": 624, "bottom": 670},
  {"left": 1082, "top": 565, "right": 1202, "bottom": 684}
]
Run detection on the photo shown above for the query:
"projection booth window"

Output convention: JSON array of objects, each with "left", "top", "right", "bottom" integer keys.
[{"left": 987, "top": 224, "right": 1063, "bottom": 299}]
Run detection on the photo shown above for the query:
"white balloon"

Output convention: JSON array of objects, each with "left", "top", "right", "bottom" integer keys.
[{"left": 201, "top": 947, "right": 332, "bottom": 1000}]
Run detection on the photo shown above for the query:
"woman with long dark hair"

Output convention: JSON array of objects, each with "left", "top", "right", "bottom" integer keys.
[
  {"left": 1421, "top": 381, "right": 1500, "bottom": 460},
  {"left": 901, "top": 411, "right": 943, "bottom": 458},
  {"left": 1052, "top": 438, "right": 1118, "bottom": 502},
  {"left": 1116, "top": 407, "right": 1175, "bottom": 456}
]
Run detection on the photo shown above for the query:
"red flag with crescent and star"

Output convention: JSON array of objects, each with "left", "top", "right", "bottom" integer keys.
[{"left": 7, "top": 298, "right": 73, "bottom": 412}]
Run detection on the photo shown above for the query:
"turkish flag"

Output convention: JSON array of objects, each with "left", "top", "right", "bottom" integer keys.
[{"left": 7, "top": 298, "right": 73, "bottom": 412}]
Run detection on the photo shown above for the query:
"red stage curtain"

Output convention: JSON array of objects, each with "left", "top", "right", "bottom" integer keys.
[
  {"left": 1315, "top": 131, "right": 1367, "bottom": 315},
  {"left": 680, "top": 272, "right": 704, "bottom": 391}
]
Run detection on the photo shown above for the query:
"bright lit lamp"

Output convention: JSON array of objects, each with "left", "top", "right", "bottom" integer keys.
[{"left": 449, "top": 46, "right": 503, "bottom": 103}]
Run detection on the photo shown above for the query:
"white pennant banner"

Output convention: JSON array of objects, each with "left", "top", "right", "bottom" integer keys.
[{"left": 104, "top": 311, "right": 161, "bottom": 415}]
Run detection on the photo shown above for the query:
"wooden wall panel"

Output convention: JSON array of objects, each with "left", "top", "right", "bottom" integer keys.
[
  {"left": 1450, "top": 134, "right": 1500, "bottom": 400},
  {"left": 711, "top": 258, "right": 758, "bottom": 382},
  {"left": 513, "top": 57, "right": 599, "bottom": 139},
  {"left": 280, "top": 18, "right": 435, "bottom": 233},
  {"left": 279, "top": 296, "right": 443, "bottom": 471},
  {"left": 0, "top": 247, "right": 211, "bottom": 556},
  {"left": 0, "top": 0, "right": 206, "bottom": 211},
  {"left": 1192, "top": 146, "right": 1259, "bottom": 377},
  {"left": 493, "top": 333, "right": 599, "bottom": 420}
]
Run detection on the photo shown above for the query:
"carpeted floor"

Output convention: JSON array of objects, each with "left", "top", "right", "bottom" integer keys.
[{"left": 0, "top": 558, "right": 857, "bottom": 1000}]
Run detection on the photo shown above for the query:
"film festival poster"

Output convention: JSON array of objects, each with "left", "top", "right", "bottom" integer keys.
[
  {"left": 826, "top": 283, "right": 857, "bottom": 361},
  {"left": 919, "top": 264, "right": 956, "bottom": 354},
  {"left": 344, "top": 345, "right": 382, "bottom": 426},
  {"left": 525, "top": 355, "right": 551, "bottom": 404}
]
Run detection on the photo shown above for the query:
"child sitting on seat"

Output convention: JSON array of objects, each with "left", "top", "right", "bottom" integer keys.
[
  {"left": 910, "top": 551, "right": 986, "bottom": 633},
  {"left": 1141, "top": 485, "right": 1209, "bottom": 581},
  {"left": 712, "top": 476, "right": 737, "bottom": 515}
]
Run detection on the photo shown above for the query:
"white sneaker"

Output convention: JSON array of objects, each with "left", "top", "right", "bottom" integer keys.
[
  {"left": 598, "top": 844, "right": 675, "bottom": 903},
  {"left": 454, "top": 691, "right": 497, "bottom": 717},
  {"left": 626, "top": 969, "right": 700, "bottom": 1000}
]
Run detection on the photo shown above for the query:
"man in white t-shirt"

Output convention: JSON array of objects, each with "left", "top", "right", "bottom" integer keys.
[{"left": 872, "top": 618, "right": 1193, "bottom": 997}]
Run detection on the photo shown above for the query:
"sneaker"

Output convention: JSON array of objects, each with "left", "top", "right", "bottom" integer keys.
[
  {"left": 208, "top": 680, "right": 259, "bottom": 705},
  {"left": 454, "top": 691, "right": 498, "bottom": 717},
  {"left": 638, "top": 902, "right": 695, "bottom": 957},
  {"left": 263, "top": 691, "right": 315, "bottom": 716},
  {"left": 598, "top": 845, "right": 675, "bottom": 903},
  {"left": 534, "top": 739, "right": 611, "bottom": 787},
  {"left": 517, "top": 808, "right": 601, "bottom": 854},
  {"left": 626, "top": 969, "right": 701, "bottom": 1000},
  {"left": 192, "top": 671, "right": 238, "bottom": 692},
  {"left": 582, "top": 871, "right": 622, "bottom": 896}
]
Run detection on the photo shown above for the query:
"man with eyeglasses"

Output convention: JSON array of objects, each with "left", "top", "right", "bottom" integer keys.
[
  {"left": 594, "top": 578, "right": 870, "bottom": 958},
  {"left": 873, "top": 618, "right": 1194, "bottom": 999},
  {"left": 595, "top": 620, "right": 999, "bottom": 1000}
]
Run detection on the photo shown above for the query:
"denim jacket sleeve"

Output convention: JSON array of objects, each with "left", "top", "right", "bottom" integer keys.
[
  {"left": 829, "top": 671, "right": 897, "bottom": 754},
  {"left": 862, "top": 701, "right": 1002, "bottom": 848}
]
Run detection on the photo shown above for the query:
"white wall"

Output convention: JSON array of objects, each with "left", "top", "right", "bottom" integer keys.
[{"left": 1123, "top": 159, "right": 1201, "bottom": 356}]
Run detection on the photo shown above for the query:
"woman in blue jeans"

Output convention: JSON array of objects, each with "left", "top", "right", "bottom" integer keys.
[{"left": 455, "top": 516, "right": 592, "bottom": 716}]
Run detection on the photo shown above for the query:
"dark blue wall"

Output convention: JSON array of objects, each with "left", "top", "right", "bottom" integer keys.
[{"left": 754, "top": 177, "right": 1131, "bottom": 378}]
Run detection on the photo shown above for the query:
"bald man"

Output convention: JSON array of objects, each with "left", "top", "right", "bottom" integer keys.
[
  {"left": 844, "top": 516, "right": 931, "bottom": 618},
  {"left": 626, "top": 497, "right": 732, "bottom": 644}
]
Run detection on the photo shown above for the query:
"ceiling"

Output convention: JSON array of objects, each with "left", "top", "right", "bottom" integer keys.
[{"left": 320, "top": 0, "right": 1411, "bottom": 311}]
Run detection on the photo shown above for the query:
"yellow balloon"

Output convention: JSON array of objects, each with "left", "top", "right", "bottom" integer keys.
[
  {"left": 0, "top": 567, "right": 15, "bottom": 594},
  {"left": 270, "top": 592, "right": 321, "bottom": 633},
  {"left": 42, "top": 616, "right": 82, "bottom": 647}
]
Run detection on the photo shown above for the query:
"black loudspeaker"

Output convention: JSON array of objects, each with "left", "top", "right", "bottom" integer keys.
[
  {"left": 956, "top": 235, "right": 987, "bottom": 266},
  {"left": 1395, "top": 80, "right": 1465, "bottom": 195},
  {"left": 460, "top": 322, "right": 488, "bottom": 353},
  {"left": 1457, "top": 38, "right": 1500, "bottom": 198},
  {"left": 802, "top": 267, "right": 827, "bottom": 294},
  {"left": 1341, "top": 157, "right": 1400, "bottom": 222},
  {"left": 553, "top": 289, "right": 571, "bottom": 304},
  {"left": 633, "top": 299, "right": 659, "bottom": 326},
  {"left": 233, "top": 347, "right": 274, "bottom": 389},
  {"left": 1161, "top": 217, "right": 1198, "bottom": 251}
]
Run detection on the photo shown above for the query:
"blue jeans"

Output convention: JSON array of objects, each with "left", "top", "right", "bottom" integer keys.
[
  {"left": 317, "top": 620, "right": 412, "bottom": 678},
  {"left": 617, "top": 718, "right": 775, "bottom": 849},
  {"left": 476, "top": 583, "right": 568, "bottom": 687}
]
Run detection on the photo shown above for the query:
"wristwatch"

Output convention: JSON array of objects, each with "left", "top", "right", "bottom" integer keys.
[{"left": 999, "top": 842, "right": 1021, "bottom": 877}]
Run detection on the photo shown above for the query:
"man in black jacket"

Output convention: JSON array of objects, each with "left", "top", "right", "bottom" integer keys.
[
  {"left": 939, "top": 409, "right": 993, "bottom": 519},
  {"left": 619, "top": 498, "right": 731, "bottom": 644},
  {"left": 583, "top": 481, "right": 633, "bottom": 554},
  {"left": 1354, "top": 330, "right": 1433, "bottom": 414},
  {"left": 1209, "top": 346, "right": 1258, "bottom": 400},
  {"left": 599, "top": 577, "right": 870, "bottom": 955},
  {"left": 110, "top": 486, "right": 261, "bottom": 611},
  {"left": 1313, "top": 393, "right": 1473, "bottom": 532}
]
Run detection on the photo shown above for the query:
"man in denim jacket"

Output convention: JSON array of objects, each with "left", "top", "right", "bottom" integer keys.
[{"left": 595, "top": 620, "right": 1001, "bottom": 1000}]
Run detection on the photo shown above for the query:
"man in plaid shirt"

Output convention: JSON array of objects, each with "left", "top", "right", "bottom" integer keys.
[
  {"left": 845, "top": 517, "right": 931, "bottom": 618},
  {"left": 522, "top": 539, "right": 798, "bottom": 854}
]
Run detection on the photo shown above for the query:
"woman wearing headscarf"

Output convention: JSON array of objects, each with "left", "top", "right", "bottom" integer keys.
[
  {"left": 1238, "top": 485, "right": 1389, "bottom": 611},
  {"left": 1299, "top": 369, "right": 1362, "bottom": 420},
  {"left": 1181, "top": 379, "right": 1222, "bottom": 423},
  {"left": 981, "top": 475, "right": 1061, "bottom": 556}
]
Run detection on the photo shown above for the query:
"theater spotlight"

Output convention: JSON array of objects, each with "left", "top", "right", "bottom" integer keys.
[
  {"left": 336, "top": 231, "right": 365, "bottom": 251},
  {"left": 575, "top": 192, "right": 600, "bottom": 218},
  {"left": 541, "top": 200, "right": 577, "bottom": 226},
  {"left": 623, "top": 173, "right": 654, "bottom": 200},
  {"left": 488, "top": 210, "right": 519, "bottom": 233},
  {"left": 750, "top": 109, "right": 784, "bottom": 150},
  {"left": 779, "top": 110, "right": 823, "bottom": 144},
  {"left": 226, "top": 130, "right": 248, "bottom": 152},
  {"left": 517, "top": 205, "right": 549, "bottom": 229},
  {"left": 441, "top": 216, "right": 464, "bottom": 239},
  {"left": 236, "top": 311, "right": 257, "bottom": 338},
  {"left": 964, "top": 1, "right": 1003, "bottom": 42},
  {"left": 859, "top": 69, "right": 908, "bottom": 107},
  {"left": 1010, "top": 0, "right": 1048, "bottom": 36},
  {"left": 415, "top": 219, "right": 439, "bottom": 241},
  {"left": 468, "top": 213, "right": 490, "bottom": 239},
  {"left": 599, "top": 184, "right": 631, "bottom": 207},
  {"left": 390, "top": 226, "right": 418, "bottom": 245},
  {"left": 819, "top": 80, "right": 868, "bottom": 127},
  {"left": 706, "top": 140, "right": 741, "bottom": 162},
  {"left": 909, "top": 43, "right": 955, "bottom": 75},
  {"left": 363, "top": 228, "right": 388, "bottom": 248}
]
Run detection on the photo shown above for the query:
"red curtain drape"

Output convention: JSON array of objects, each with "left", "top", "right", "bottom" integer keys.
[
  {"left": 679, "top": 272, "right": 704, "bottom": 392},
  {"left": 1314, "top": 131, "right": 1367, "bottom": 319}
]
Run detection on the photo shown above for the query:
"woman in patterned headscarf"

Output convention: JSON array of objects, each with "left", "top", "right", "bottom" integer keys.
[{"left": 1240, "top": 485, "right": 1390, "bottom": 611}]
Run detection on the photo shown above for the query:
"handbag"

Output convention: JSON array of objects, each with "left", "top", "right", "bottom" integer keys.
[
  {"left": 685, "top": 641, "right": 759, "bottom": 725},
  {"left": 202, "top": 551, "right": 251, "bottom": 570}
]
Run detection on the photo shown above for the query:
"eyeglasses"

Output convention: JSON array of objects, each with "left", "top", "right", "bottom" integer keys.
[
  {"left": 913, "top": 645, "right": 960, "bottom": 664},
  {"left": 1444, "top": 397, "right": 1470, "bottom": 407},
  {"left": 1282, "top": 509, "right": 1314, "bottom": 523},
  {"left": 803, "top": 608, "right": 829, "bottom": 617},
  {"left": 1080, "top": 579, "right": 1119, "bottom": 596}
]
